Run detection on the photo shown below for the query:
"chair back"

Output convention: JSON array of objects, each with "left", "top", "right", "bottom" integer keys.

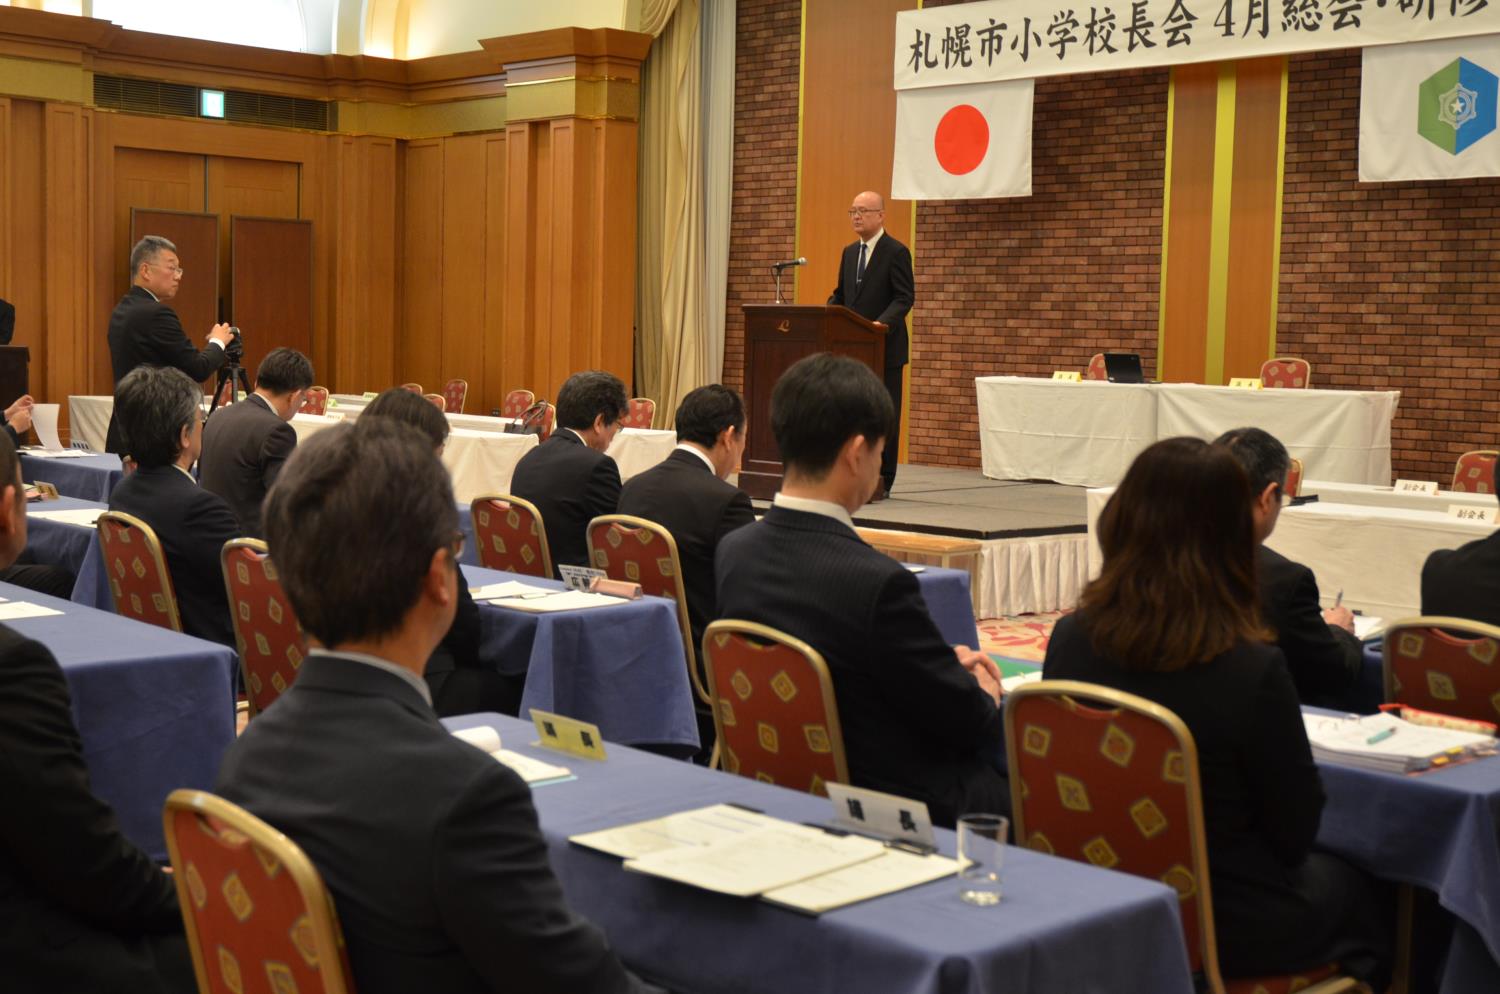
[
  {"left": 214, "top": 378, "right": 235, "bottom": 408},
  {"left": 501, "top": 389, "right": 535, "bottom": 419},
  {"left": 300, "top": 386, "right": 329, "bottom": 416},
  {"left": 535, "top": 401, "right": 556, "bottom": 440},
  {"left": 423, "top": 392, "right": 447, "bottom": 412},
  {"left": 622, "top": 397, "right": 656, "bottom": 429},
  {"left": 441, "top": 378, "right": 468, "bottom": 414},
  {"left": 701, "top": 620, "right": 849, "bottom": 796},
  {"left": 221, "top": 539, "right": 309, "bottom": 719},
  {"left": 97, "top": 511, "right": 183, "bottom": 632},
  {"left": 1259, "top": 357, "right": 1311, "bottom": 389},
  {"left": 1384, "top": 616, "right": 1500, "bottom": 723},
  {"left": 470, "top": 494, "right": 553, "bottom": 578},
  {"left": 163, "top": 790, "right": 354, "bottom": 994},
  {"left": 1452, "top": 450, "right": 1499, "bottom": 494},
  {"left": 399, "top": 382, "right": 423, "bottom": 395},
  {"left": 1086, "top": 353, "right": 1108, "bottom": 380},
  {"left": 587, "top": 514, "right": 707, "bottom": 704},
  {"left": 1285, "top": 457, "right": 1304, "bottom": 498}
]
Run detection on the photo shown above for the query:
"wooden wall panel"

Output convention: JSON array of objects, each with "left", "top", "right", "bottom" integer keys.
[
  {"left": 330, "top": 135, "right": 398, "bottom": 394},
  {"left": 401, "top": 141, "right": 444, "bottom": 394},
  {"left": 43, "top": 104, "right": 91, "bottom": 404},
  {"left": 596, "top": 119, "right": 635, "bottom": 384},
  {"left": 129, "top": 208, "right": 220, "bottom": 363},
  {"left": 1159, "top": 64, "right": 1218, "bottom": 383},
  {"left": 207, "top": 156, "right": 300, "bottom": 323},
  {"left": 481, "top": 133, "right": 508, "bottom": 416},
  {"left": 502, "top": 123, "right": 540, "bottom": 401},
  {"left": 5, "top": 100, "right": 45, "bottom": 370},
  {"left": 440, "top": 134, "right": 488, "bottom": 406},
  {"left": 1223, "top": 57, "right": 1285, "bottom": 381},
  {"left": 548, "top": 119, "right": 587, "bottom": 392},
  {"left": 230, "top": 217, "right": 313, "bottom": 378}
]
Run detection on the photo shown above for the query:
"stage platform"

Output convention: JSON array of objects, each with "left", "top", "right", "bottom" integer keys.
[{"left": 752, "top": 465, "right": 1091, "bottom": 619}]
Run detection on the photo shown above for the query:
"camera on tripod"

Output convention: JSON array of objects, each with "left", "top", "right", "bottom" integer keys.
[{"left": 225, "top": 326, "right": 245, "bottom": 363}]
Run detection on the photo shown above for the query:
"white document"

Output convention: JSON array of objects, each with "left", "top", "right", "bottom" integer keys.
[
  {"left": 468, "top": 581, "right": 557, "bottom": 602},
  {"left": 623, "top": 824, "right": 884, "bottom": 897},
  {"left": 570, "top": 804, "right": 782, "bottom": 860},
  {"left": 0, "top": 601, "right": 64, "bottom": 620},
  {"left": 1354, "top": 616, "right": 1386, "bottom": 641},
  {"left": 452, "top": 725, "right": 502, "bottom": 753},
  {"left": 20, "top": 448, "right": 89, "bottom": 459},
  {"left": 762, "top": 849, "right": 958, "bottom": 914},
  {"left": 489, "top": 590, "right": 624, "bottom": 613},
  {"left": 1303, "top": 712, "right": 1493, "bottom": 772},
  {"left": 31, "top": 404, "right": 62, "bottom": 450},
  {"left": 1000, "top": 670, "right": 1042, "bottom": 694},
  {"left": 449, "top": 725, "right": 573, "bottom": 785},
  {"left": 29, "top": 508, "right": 104, "bottom": 527}
]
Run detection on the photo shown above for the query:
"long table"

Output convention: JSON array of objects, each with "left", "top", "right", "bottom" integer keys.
[
  {"left": 20, "top": 452, "right": 124, "bottom": 503},
  {"left": 978, "top": 377, "right": 1401, "bottom": 487},
  {"left": 443, "top": 712, "right": 1196, "bottom": 994},
  {"left": 0, "top": 581, "right": 238, "bottom": 860}
]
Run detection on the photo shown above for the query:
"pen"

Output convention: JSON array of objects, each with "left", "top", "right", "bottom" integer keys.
[
  {"left": 1334, "top": 589, "right": 1343, "bottom": 609},
  {"left": 1366, "top": 727, "right": 1397, "bottom": 745}
]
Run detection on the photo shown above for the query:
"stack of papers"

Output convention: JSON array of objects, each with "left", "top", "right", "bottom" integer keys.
[
  {"left": 469, "top": 581, "right": 624, "bottom": 613},
  {"left": 1303, "top": 712, "right": 1493, "bottom": 773},
  {"left": 570, "top": 804, "right": 956, "bottom": 912},
  {"left": 0, "top": 598, "right": 63, "bottom": 620},
  {"left": 1354, "top": 616, "right": 1385, "bottom": 641},
  {"left": 449, "top": 725, "right": 574, "bottom": 786},
  {"left": 29, "top": 508, "right": 104, "bottom": 527},
  {"left": 20, "top": 448, "right": 90, "bottom": 459},
  {"left": 1000, "top": 670, "right": 1042, "bottom": 694}
]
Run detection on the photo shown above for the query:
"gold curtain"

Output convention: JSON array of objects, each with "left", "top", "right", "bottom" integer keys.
[{"left": 635, "top": 0, "right": 706, "bottom": 426}]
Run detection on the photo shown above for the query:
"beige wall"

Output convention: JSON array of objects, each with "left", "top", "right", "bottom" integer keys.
[{"left": 396, "top": 0, "right": 638, "bottom": 58}]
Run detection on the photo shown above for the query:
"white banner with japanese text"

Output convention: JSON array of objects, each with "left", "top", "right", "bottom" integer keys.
[{"left": 894, "top": 0, "right": 1500, "bottom": 89}]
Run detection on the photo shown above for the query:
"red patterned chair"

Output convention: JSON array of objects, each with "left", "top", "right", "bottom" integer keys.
[
  {"left": 300, "top": 386, "right": 329, "bottom": 416},
  {"left": 1004, "top": 681, "right": 1358, "bottom": 994},
  {"left": 1284, "top": 457, "right": 1304, "bottom": 499},
  {"left": 423, "top": 392, "right": 447, "bottom": 412},
  {"left": 163, "top": 789, "right": 354, "bottom": 994},
  {"left": 530, "top": 401, "right": 557, "bottom": 441},
  {"left": 1086, "top": 353, "right": 1108, "bottom": 381},
  {"left": 501, "top": 389, "right": 535, "bottom": 420},
  {"left": 399, "top": 382, "right": 423, "bottom": 395},
  {"left": 97, "top": 511, "right": 183, "bottom": 632},
  {"left": 622, "top": 398, "right": 656, "bottom": 430},
  {"left": 1383, "top": 617, "right": 1500, "bottom": 723},
  {"left": 1451, "top": 450, "right": 1498, "bottom": 494},
  {"left": 1259, "top": 357, "right": 1311, "bottom": 389},
  {"left": 470, "top": 494, "right": 553, "bottom": 578},
  {"left": 701, "top": 619, "right": 849, "bottom": 797},
  {"left": 587, "top": 514, "right": 706, "bottom": 705},
  {"left": 221, "top": 539, "right": 309, "bottom": 719},
  {"left": 442, "top": 378, "right": 468, "bottom": 414}
]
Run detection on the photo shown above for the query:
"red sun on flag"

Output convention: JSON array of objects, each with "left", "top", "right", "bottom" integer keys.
[{"left": 934, "top": 104, "right": 990, "bottom": 176}]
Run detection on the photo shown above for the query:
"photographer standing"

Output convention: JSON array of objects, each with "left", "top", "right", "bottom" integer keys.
[{"left": 105, "top": 236, "right": 233, "bottom": 456}]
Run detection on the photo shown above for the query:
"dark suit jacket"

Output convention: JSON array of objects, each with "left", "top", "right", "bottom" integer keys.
[
  {"left": 716, "top": 506, "right": 1004, "bottom": 826},
  {"left": 827, "top": 231, "right": 914, "bottom": 369},
  {"left": 198, "top": 394, "right": 296, "bottom": 538},
  {"left": 1422, "top": 529, "right": 1500, "bottom": 627},
  {"left": 0, "top": 297, "right": 14, "bottom": 345},
  {"left": 215, "top": 653, "right": 653, "bottom": 994},
  {"left": 105, "top": 286, "right": 227, "bottom": 454},
  {"left": 109, "top": 465, "right": 240, "bottom": 647},
  {"left": 509, "top": 430, "right": 622, "bottom": 576},
  {"left": 1043, "top": 613, "right": 1328, "bottom": 974},
  {"left": 617, "top": 448, "right": 755, "bottom": 653},
  {"left": 0, "top": 624, "right": 189, "bottom": 994},
  {"left": 1259, "top": 545, "right": 1363, "bottom": 709}
]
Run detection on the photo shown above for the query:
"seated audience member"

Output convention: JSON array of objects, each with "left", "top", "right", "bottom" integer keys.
[
  {"left": 0, "top": 430, "right": 193, "bottom": 994},
  {"left": 715, "top": 353, "right": 1004, "bottom": 828},
  {"left": 198, "top": 347, "right": 312, "bottom": 537},
  {"left": 1422, "top": 485, "right": 1500, "bottom": 626},
  {"left": 0, "top": 392, "right": 78, "bottom": 598},
  {"left": 617, "top": 384, "right": 754, "bottom": 654},
  {"left": 1044, "top": 437, "right": 1390, "bottom": 988},
  {"left": 1214, "top": 427, "right": 1363, "bottom": 709},
  {"left": 362, "top": 388, "right": 520, "bottom": 716},
  {"left": 216, "top": 418, "right": 660, "bottom": 994},
  {"left": 109, "top": 366, "right": 239, "bottom": 647},
  {"left": 509, "top": 370, "right": 627, "bottom": 575}
]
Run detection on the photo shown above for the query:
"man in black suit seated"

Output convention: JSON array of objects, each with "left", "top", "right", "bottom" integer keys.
[
  {"left": 109, "top": 366, "right": 240, "bottom": 647},
  {"left": 510, "top": 370, "right": 627, "bottom": 576},
  {"left": 1216, "top": 427, "right": 1363, "bottom": 708},
  {"left": 0, "top": 430, "right": 193, "bottom": 994},
  {"left": 1422, "top": 484, "right": 1500, "bottom": 626},
  {"left": 105, "top": 235, "right": 234, "bottom": 455},
  {"left": 715, "top": 354, "right": 1005, "bottom": 828},
  {"left": 0, "top": 392, "right": 75, "bottom": 598},
  {"left": 216, "top": 417, "right": 660, "bottom": 994},
  {"left": 198, "top": 347, "right": 312, "bottom": 538}
]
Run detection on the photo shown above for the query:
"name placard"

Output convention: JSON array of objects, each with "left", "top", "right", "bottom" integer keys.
[
  {"left": 825, "top": 783, "right": 936, "bottom": 852},
  {"left": 529, "top": 709, "right": 608, "bottom": 761},
  {"left": 558, "top": 564, "right": 607, "bottom": 592},
  {"left": 1447, "top": 505, "right": 1497, "bottom": 524},
  {"left": 1394, "top": 479, "right": 1439, "bottom": 495},
  {"left": 1051, "top": 371, "right": 1082, "bottom": 382},
  {"left": 1227, "top": 377, "right": 1263, "bottom": 390}
]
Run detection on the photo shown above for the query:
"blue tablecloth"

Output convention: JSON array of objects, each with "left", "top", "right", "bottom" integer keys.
[
  {"left": 442, "top": 712, "right": 1195, "bottom": 994},
  {"left": 0, "top": 581, "right": 237, "bottom": 860},
  {"left": 22, "top": 496, "right": 111, "bottom": 607},
  {"left": 20, "top": 453, "right": 124, "bottom": 502},
  {"left": 913, "top": 566, "right": 979, "bottom": 648},
  {"left": 463, "top": 564, "right": 700, "bottom": 752}
]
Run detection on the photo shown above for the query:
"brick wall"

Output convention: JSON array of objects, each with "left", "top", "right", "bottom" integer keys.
[
  {"left": 1279, "top": 49, "right": 1500, "bottom": 481},
  {"left": 724, "top": 0, "right": 801, "bottom": 395}
]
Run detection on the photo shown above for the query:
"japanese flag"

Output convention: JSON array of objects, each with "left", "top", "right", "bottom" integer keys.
[{"left": 891, "top": 78, "right": 1034, "bottom": 200}]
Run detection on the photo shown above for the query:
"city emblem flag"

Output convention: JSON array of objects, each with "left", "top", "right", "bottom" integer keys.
[
  {"left": 1360, "top": 34, "right": 1500, "bottom": 182},
  {"left": 892, "top": 79, "right": 1033, "bottom": 200}
]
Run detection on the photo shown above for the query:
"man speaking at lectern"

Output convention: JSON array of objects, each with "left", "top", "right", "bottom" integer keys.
[{"left": 828, "top": 191, "right": 912, "bottom": 501}]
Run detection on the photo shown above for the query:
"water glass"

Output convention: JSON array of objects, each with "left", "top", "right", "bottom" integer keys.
[{"left": 957, "top": 813, "right": 1008, "bottom": 906}]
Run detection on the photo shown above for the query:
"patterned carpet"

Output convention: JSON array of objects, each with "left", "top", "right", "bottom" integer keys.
[{"left": 976, "top": 611, "right": 1067, "bottom": 665}]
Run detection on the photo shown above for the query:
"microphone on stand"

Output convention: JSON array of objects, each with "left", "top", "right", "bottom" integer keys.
[{"left": 771, "top": 257, "right": 807, "bottom": 272}]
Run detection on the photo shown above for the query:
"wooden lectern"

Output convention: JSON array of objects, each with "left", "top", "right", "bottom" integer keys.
[{"left": 739, "top": 304, "right": 886, "bottom": 499}]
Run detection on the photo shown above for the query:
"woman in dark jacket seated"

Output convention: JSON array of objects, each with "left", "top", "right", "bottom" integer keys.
[{"left": 1043, "top": 437, "right": 1390, "bottom": 989}]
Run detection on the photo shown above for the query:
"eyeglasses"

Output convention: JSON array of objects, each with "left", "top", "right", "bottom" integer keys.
[
  {"left": 847, "top": 207, "right": 883, "bottom": 218},
  {"left": 151, "top": 262, "right": 185, "bottom": 277}
]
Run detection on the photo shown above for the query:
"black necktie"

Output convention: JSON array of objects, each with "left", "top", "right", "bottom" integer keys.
[{"left": 856, "top": 242, "right": 867, "bottom": 285}]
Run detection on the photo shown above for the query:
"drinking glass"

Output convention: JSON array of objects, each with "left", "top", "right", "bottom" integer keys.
[{"left": 957, "top": 813, "right": 1008, "bottom": 906}]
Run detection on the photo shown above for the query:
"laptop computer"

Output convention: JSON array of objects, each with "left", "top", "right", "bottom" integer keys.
[{"left": 1103, "top": 353, "right": 1146, "bottom": 384}]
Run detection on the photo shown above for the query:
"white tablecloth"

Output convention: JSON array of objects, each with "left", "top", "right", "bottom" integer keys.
[
  {"left": 976, "top": 379, "right": 1400, "bottom": 488},
  {"left": 1303, "top": 480, "right": 1493, "bottom": 513},
  {"left": 1087, "top": 487, "right": 1488, "bottom": 620}
]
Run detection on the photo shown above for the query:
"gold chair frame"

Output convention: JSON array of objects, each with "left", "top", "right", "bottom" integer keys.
[
  {"left": 97, "top": 509, "right": 184, "bottom": 633},
  {"left": 162, "top": 789, "right": 353, "bottom": 994},
  {"left": 1260, "top": 356, "right": 1312, "bottom": 389},
  {"left": 220, "top": 537, "right": 305, "bottom": 720},
  {"left": 470, "top": 493, "right": 554, "bottom": 579},
  {"left": 702, "top": 618, "right": 851, "bottom": 791}
]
